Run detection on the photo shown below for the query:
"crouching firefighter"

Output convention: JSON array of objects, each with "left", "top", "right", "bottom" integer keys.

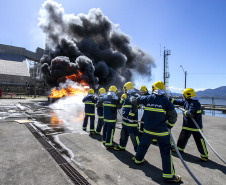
[
  {"left": 139, "top": 85, "right": 158, "bottom": 144},
  {"left": 131, "top": 81, "right": 181, "bottom": 183},
  {"left": 114, "top": 82, "right": 140, "bottom": 152},
  {"left": 169, "top": 88, "right": 208, "bottom": 161},
  {"left": 102, "top": 86, "right": 122, "bottom": 149},
  {"left": 82, "top": 88, "right": 96, "bottom": 134},
  {"left": 95, "top": 87, "right": 106, "bottom": 135}
]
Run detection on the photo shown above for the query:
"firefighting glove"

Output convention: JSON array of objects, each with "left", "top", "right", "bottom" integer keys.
[
  {"left": 166, "top": 120, "right": 174, "bottom": 129},
  {"left": 127, "top": 112, "right": 135, "bottom": 121},
  {"left": 169, "top": 97, "right": 174, "bottom": 104},
  {"left": 184, "top": 111, "right": 194, "bottom": 118},
  {"left": 120, "top": 93, "right": 127, "bottom": 103},
  {"left": 130, "top": 96, "right": 137, "bottom": 104}
]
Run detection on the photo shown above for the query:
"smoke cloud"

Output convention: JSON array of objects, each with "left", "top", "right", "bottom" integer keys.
[{"left": 39, "top": 0, "right": 155, "bottom": 90}]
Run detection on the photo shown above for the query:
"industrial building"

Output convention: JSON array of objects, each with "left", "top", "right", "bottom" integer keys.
[{"left": 0, "top": 44, "right": 45, "bottom": 97}]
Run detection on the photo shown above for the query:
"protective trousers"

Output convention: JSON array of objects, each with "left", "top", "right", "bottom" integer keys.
[
  {"left": 139, "top": 122, "right": 157, "bottom": 143},
  {"left": 176, "top": 129, "right": 208, "bottom": 158},
  {"left": 102, "top": 121, "right": 116, "bottom": 147},
  {"left": 95, "top": 117, "right": 104, "bottom": 134},
  {"left": 135, "top": 132, "right": 175, "bottom": 180},
  {"left": 82, "top": 115, "right": 95, "bottom": 132},
  {"left": 119, "top": 123, "right": 140, "bottom": 152}
]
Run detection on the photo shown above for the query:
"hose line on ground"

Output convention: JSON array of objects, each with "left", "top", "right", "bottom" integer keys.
[
  {"left": 178, "top": 107, "right": 226, "bottom": 165},
  {"left": 169, "top": 129, "right": 202, "bottom": 185}
]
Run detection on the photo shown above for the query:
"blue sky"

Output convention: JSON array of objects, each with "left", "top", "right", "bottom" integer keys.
[{"left": 1, "top": 0, "right": 226, "bottom": 93}]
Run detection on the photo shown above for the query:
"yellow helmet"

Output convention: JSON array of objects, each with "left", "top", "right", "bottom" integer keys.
[
  {"left": 121, "top": 93, "right": 127, "bottom": 100},
  {"left": 98, "top": 87, "right": 106, "bottom": 95},
  {"left": 182, "top": 88, "right": 195, "bottom": 99},
  {"left": 88, "top": 88, "right": 94, "bottom": 94},
  {"left": 109, "top": 85, "right": 117, "bottom": 94},
  {"left": 139, "top": 85, "right": 147, "bottom": 95},
  {"left": 152, "top": 81, "right": 165, "bottom": 92},
  {"left": 123, "top": 82, "right": 134, "bottom": 92}
]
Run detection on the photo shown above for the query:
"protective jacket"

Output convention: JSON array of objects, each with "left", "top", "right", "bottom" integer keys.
[
  {"left": 122, "top": 89, "right": 139, "bottom": 126},
  {"left": 118, "top": 89, "right": 140, "bottom": 152},
  {"left": 96, "top": 93, "right": 105, "bottom": 117},
  {"left": 82, "top": 94, "right": 96, "bottom": 115},
  {"left": 102, "top": 92, "right": 122, "bottom": 121},
  {"left": 134, "top": 89, "right": 177, "bottom": 134},
  {"left": 139, "top": 91, "right": 150, "bottom": 135},
  {"left": 170, "top": 96, "right": 203, "bottom": 130},
  {"left": 134, "top": 89, "right": 178, "bottom": 179},
  {"left": 140, "top": 91, "right": 150, "bottom": 120}
]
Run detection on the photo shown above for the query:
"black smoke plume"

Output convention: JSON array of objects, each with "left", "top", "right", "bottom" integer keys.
[{"left": 39, "top": 0, "right": 155, "bottom": 90}]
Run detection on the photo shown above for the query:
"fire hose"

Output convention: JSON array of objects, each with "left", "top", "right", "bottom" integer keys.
[
  {"left": 117, "top": 110, "right": 202, "bottom": 185},
  {"left": 178, "top": 107, "right": 226, "bottom": 165}
]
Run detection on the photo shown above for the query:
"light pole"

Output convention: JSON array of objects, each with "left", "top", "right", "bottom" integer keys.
[{"left": 180, "top": 65, "right": 187, "bottom": 89}]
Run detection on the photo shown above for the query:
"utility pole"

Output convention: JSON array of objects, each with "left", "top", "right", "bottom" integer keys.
[
  {"left": 180, "top": 65, "right": 187, "bottom": 89},
  {"left": 163, "top": 48, "right": 171, "bottom": 90}
]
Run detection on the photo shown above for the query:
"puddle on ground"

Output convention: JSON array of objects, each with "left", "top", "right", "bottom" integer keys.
[{"left": 0, "top": 96, "right": 87, "bottom": 159}]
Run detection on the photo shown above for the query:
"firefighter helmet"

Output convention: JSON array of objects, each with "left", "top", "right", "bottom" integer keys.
[
  {"left": 109, "top": 86, "right": 117, "bottom": 94},
  {"left": 98, "top": 87, "right": 106, "bottom": 95},
  {"left": 88, "top": 89, "right": 94, "bottom": 94},
  {"left": 139, "top": 85, "right": 148, "bottom": 95},
  {"left": 123, "top": 82, "right": 134, "bottom": 92},
  {"left": 182, "top": 88, "right": 195, "bottom": 99},
  {"left": 152, "top": 81, "right": 165, "bottom": 92},
  {"left": 121, "top": 93, "right": 127, "bottom": 100}
]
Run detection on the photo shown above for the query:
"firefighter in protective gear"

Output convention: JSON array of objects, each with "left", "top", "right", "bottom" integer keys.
[
  {"left": 82, "top": 89, "right": 96, "bottom": 134},
  {"left": 131, "top": 81, "right": 181, "bottom": 183},
  {"left": 139, "top": 86, "right": 148, "bottom": 135},
  {"left": 114, "top": 82, "right": 140, "bottom": 152},
  {"left": 102, "top": 85, "right": 122, "bottom": 149},
  {"left": 169, "top": 88, "right": 208, "bottom": 161},
  {"left": 95, "top": 88, "right": 106, "bottom": 134},
  {"left": 139, "top": 85, "right": 158, "bottom": 144}
]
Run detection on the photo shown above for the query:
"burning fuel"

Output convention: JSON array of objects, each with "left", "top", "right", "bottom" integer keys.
[
  {"left": 39, "top": 0, "right": 155, "bottom": 90},
  {"left": 49, "top": 79, "right": 89, "bottom": 98}
]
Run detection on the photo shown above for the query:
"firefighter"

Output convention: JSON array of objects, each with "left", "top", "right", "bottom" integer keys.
[
  {"left": 131, "top": 81, "right": 181, "bottom": 183},
  {"left": 114, "top": 82, "right": 140, "bottom": 152},
  {"left": 139, "top": 85, "right": 158, "bottom": 144},
  {"left": 102, "top": 85, "right": 122, "bottom": 149},
  {"left": 95, "top": 87, "right": 106, "bottom": 135},
  {"left": 169, "top": 88, "right": 208, "bottom": 161},
  {"left": 82, "top": 88, "right": 96, "bottom": 134}
]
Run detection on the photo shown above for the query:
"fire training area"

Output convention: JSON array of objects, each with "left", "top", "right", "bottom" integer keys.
[{"left": 0, "top": 98, "right": 226, "bottom": 185}]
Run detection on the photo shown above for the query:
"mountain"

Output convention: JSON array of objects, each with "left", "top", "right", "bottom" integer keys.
[
  {"left": 196, "top": 86, "right": 226, "bottom": 99},
  {"left": 169, "top": 86, "right": 226, "bottom": 99}
]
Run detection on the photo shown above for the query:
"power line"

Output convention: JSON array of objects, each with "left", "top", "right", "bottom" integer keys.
[{"left": 188, "top": 73, "right": 226, "bottom": 74}]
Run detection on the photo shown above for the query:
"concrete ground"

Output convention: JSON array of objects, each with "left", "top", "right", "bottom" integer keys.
[{"left": 0, "top": 98, "right": 226, "bottom": 185}]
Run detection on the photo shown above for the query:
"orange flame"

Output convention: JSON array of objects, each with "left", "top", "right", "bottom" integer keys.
[
  {"left": 50, "top": 115, "right": 63, "bottom": 126},
  {"left": 66, "top": 71, "right": 89, "bottom": 86},
  {"left": 49, "top": 86, "right": 88, "bottom": 98},
  {"left": 49, "top": 72, "right": 90, "bottom": 98}
]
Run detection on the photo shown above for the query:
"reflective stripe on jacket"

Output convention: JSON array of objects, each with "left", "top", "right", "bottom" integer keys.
[
  {"left": 136, "top": 92, "right": 177, "bottom": 133},
  {"left": 102, "top": 92, "right": 122, "bottom": 121},
  {"left": 171, "top": 98, "right": 203, "bottom": 129},
  {"left": 121, "top": 89, "right": 139, "bottom": 126},
  {"left": 82, "top": 94, "right": 96, "bottom": 114}
]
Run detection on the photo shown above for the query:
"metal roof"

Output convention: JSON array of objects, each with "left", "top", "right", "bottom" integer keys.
[{"left": 0, "top": 53, "right": 25, "bottom": 62}]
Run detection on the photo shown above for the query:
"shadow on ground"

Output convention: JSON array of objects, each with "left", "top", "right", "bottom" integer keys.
[
  {"left": 172, "top": 151, "right": 226, "bottom": 174},
  {"left": 108, "top": 146, "right": 184, "bottom": 185}
]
